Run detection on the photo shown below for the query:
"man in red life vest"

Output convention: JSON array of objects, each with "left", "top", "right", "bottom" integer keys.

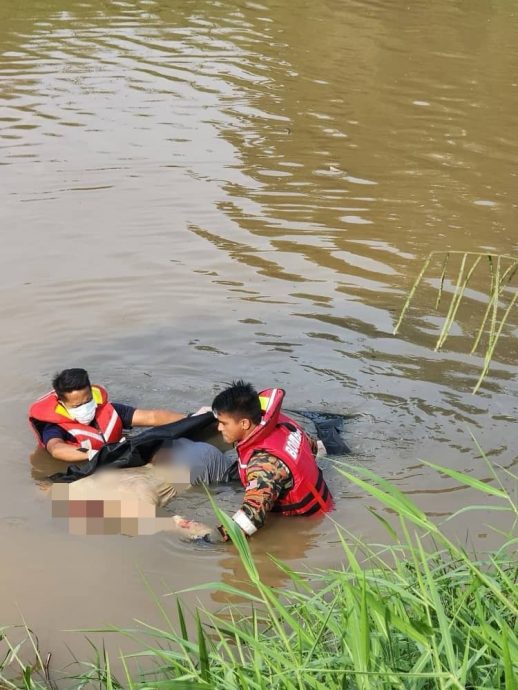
[
  {"left": 211, "top": 380, "right": 332, "bottom": 538},
  {"left": 29, "top": 368, "right": 193, "bottom": 463}
]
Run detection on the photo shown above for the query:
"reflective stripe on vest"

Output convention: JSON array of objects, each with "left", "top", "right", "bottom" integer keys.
[
  {"left": 102, "top": 408, "right": 120, "bottom": 443},
  {"left": 67, "top": 428, "right": 105, "bottom": 443}
]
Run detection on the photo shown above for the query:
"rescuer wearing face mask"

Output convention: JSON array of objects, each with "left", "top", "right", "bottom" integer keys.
[{"left": 29, "top": 368, "right": 199, "bottom": 463}]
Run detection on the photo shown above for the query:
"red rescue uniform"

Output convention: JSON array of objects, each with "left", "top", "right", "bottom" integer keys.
[{"left": 237, "top": 388, "right": 333, "bottom": 516}]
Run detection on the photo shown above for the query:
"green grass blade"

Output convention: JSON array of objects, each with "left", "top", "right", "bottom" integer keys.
[
  {"left": 435, "top": 252, "right": 450, "bottom": 310},
  {"left": 436, "top": 253, "right": 482, "bottom": 351},
  {"left": 367, "top": 507, "right": 399, "bottom": 541},
  {"left": 473, "top": 289, "right": 518, "bottom": 393},
  {"left": 359, "top": 576, "right": 370, "bottom": 676},
  {"left": 421, "top": 460, "right": 507, "bottom": 499},
  {"left": 435, "top": 252, "right": 468, "bottom": 350},
  {"left": 393, "top": 252, "right": 433, "bottom": 335},
  {"left": 195, "top": 613, "right": 210, "bottom": 684},
  {"left": 502, "top": 629, "right": 518, "bottom": 690},
  {"left": 176, "top": 599, "right": 189, "bottom": 643},
  {"left": 416, "top": 537, "right": 457, "bottom": 677},
  {"left": 471, "top": 253, "right": 500, "bottom": 354}
]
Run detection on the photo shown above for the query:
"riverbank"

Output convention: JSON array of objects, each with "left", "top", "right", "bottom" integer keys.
[{"left": 2, "top": 459, "right": 516, "bottom": 689}]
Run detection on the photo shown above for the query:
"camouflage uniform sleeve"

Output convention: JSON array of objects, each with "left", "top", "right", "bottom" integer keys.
[{"left": 239, "top": 451, "right": 294, "bottom": 530}]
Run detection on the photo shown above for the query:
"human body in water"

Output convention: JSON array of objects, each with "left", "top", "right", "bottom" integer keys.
[{"left": 51, "top": 438, "right": 236, "bottom": 539}]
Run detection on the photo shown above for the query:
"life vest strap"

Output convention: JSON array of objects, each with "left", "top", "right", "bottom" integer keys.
[
  {"left": 300, "top": 501, "right": 322, "bottom": 517},
  {"left": 276, "top": 421, "right": 297, "bottom": 433},
  {"left": 271, "top": 468, "right": 329, "bottom": 514}
]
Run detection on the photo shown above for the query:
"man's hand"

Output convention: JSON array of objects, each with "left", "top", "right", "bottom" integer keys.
[
  {"left": 206, "top": 516, "right": 255, "bottom": 544},
  {"left": 316, "top": 440, "right": 326, "bottom": 458},
  {"left": 193, "top": 525, "right": 230, "bottom": 544},
  {"left": 80, "top": 439, "right": 99, "bottom": 462},
  {"left": 216, "top": 525, "right": 230, "bottom": 541},
  {"left": 192, "top": 406, "right": 214, "bottom": 416}
]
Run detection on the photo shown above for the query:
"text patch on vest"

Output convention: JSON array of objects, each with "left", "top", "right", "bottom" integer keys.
[{"left": 284, "top": 429, "right": 302, "bottom": 460}]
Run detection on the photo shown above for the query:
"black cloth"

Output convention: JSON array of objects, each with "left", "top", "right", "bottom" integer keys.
[
  {"left": 313, "top": 417, "right": 350, "bottom": 455},
  {"left": 49, "top": 412, "right": 216, "bottom": 483},
  {"left": 48, "top": 410, "right": 350, "bottom": 483},
  {"left": 286, "top": 410, "right": 351, "bottom": 455}
]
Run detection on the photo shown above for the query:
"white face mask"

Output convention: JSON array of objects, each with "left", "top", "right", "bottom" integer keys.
[{"left": 66, "top": 398, "right": 97, "bottom": 425}]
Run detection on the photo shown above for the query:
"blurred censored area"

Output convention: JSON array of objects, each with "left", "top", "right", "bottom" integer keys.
[
  {"left": 49, "top": 439, "right": 235, "bottom": 536},
  {"left": 51, "top": 481, "right": 181, "bottom": 536},
  {"left": 51, "top": 496, "right": 193, "bottom": 536},
  {"left": 51, "top": 482, "right": 212, "bottom": 537}
]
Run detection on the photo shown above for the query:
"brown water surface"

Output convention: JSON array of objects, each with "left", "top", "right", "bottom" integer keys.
[{"left": 1, "top": 0, "right": 517, "bottom": 673}]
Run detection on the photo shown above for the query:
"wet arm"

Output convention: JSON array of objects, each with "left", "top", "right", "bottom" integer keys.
[
  {"left": 232, "top": 453, "right": 293, "bottom": 535},
  {"left": 131, "top": 409, "right": 186, "bottom": 426},
  {"left": 46, "top": 438, "right": 90, "bottom": 462}
]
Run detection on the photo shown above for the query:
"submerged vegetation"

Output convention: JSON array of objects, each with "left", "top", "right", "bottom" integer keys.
[
  {"left": 394, "top": 251, "right": 518, "bottom": 393},
  {"left": 2, "top": 453, "right": 517, "bottom": 689}
]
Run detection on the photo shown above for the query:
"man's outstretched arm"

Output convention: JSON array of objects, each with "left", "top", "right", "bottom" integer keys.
[{"left": 131, "top": 409, "right": 186, "bottom": 427}]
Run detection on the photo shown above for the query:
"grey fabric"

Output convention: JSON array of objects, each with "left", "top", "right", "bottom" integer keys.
[{"left": 157, "top": 438, "right": 238, "bottom": 485}]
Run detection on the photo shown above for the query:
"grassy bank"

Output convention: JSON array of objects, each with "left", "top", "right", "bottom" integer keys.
[{"left": 2, "top": 456, "right": 517, "bottom": 689}]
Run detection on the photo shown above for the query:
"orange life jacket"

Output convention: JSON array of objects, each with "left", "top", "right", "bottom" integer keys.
[
  {"left": 237, "top": 388, "right": 333, "bottom": 516},
  {"left": 28, "top": 384, "right": 123, "bottom": 450}
]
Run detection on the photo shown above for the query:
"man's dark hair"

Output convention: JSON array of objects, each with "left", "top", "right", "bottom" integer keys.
[
  {"left": 52, "top": 368, "right": 91, "bottom": 399},
  {"left": 212, "top": 380, "right": 262, "bottom": 424}
]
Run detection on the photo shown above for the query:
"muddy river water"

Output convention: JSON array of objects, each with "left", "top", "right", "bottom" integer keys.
[{"left": 1, "top": 0, "right": 517, "bottom": 673}]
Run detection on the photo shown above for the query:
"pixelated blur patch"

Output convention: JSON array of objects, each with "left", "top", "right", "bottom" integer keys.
[
  {"left": 85, "top": 517, "right": 107, "bottom": 535},
  {"left": 103, "top": 500, "right": 121, "bottom": 518},
  {"left": 69, "top": 517, "right": 87, "bottom": 535},
  {"left": 86, "top": 500, "right": 104, "bottom": 518},
  {"left": 51, "top": 499, "right": 68, "bottom": 518},
  {"left": 69, "top": 500, "right": 88, "bottom": 518}
]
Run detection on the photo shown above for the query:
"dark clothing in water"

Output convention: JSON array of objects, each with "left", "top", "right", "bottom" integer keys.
[
  {"left": 49, "top": 412, "right": 218, "bottom": 483},
  {"left": 49, "top": 410, "right": 349, "bottom": 486}
]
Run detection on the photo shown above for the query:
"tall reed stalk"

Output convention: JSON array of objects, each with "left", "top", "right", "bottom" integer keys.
[{"left": 393, "top": 251, "right": 518, "bottom": 393}]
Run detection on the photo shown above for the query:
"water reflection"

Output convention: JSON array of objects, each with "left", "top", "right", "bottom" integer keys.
[
  {"left": 1, "top": 0, "right": 517, "bottom": 662},
  {"left": 213, "top": 517, "right": 322, "bottom": 602},
  {"left": 30, "top": 446, "right": 61, "bottom": 485}
]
